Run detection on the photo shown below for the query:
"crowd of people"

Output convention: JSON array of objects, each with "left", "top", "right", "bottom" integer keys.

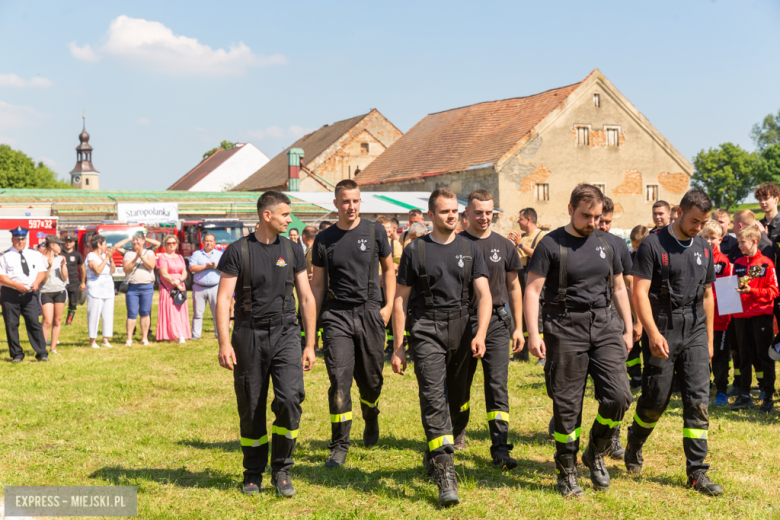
[{"left": 3, "top": 181, "right": 779, "bottom": 506}]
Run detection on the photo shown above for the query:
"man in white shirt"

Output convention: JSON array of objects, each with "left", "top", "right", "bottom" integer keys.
[
  {"left": 0, "top": 227, "right": 49, "bottom": 362},
  {"left": 189, "top": 233, "right": 223, "bottom": 340}
]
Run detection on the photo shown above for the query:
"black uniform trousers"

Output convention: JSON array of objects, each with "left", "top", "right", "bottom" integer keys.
[
  {"left": 321, "top": 300, "right": 385, "bottom": 451},
  {"left": 232, "top": 313, "right": 304, "bottom": 480},
  {"left": 1, "top": 287, "right": 48, "bottom": 359},
  {"left": 451, "top": 312, "right": 512, "bottom": 457},
  {"left": 410, "top": 307, "right": 472, "bottom": 459},
  {"left": 734, "top": 315, "right": 775, "bottom": 398},
  {"left": 626, "top": 338, "right": 642, "bottom": 388},
  {"left": 543, "top": 306, "right": 632, "bottom": 458},
  {"left": 66, "top": 284, "right": 81, "bottom": 311},
  {"left": 630, "top": 305, "right": 710, "bottom": 476},
  {"left": 711, "top": 329, "right": 731, "bottom": 395}
]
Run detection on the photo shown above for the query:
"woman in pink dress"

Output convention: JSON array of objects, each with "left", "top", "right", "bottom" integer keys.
[{"left": 156, "top": 235, "right": 192, "bottom": 343}]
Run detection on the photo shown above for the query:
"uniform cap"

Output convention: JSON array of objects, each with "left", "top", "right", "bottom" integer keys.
[{"left": 10, "top": 226, "right": 28, "bottom": 237}]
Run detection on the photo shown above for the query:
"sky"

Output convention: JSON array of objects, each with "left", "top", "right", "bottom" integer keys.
[{"left": 0, "top": 0, "right": 779, "bottom": 192}]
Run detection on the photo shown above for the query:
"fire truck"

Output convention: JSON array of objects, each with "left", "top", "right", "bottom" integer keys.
[{"left": 0, "top": 216, "right": 58, "bottom": 251}]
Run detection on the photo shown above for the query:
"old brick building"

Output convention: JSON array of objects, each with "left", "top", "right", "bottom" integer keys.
[
  {"left": 234, "top": 109, "right": 402, "bottom": 192},
  {"left": 356, "top": 70, "right": 692, "bottom": 232}
]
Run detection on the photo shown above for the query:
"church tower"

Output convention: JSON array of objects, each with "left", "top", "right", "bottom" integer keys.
[{"left": 69, "top": 115, "right": 99, "bottom": 190}]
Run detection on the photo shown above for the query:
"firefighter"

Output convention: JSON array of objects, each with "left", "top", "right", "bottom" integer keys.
[
  {"left": 392, "top": 187, "right": 491, "bottom": 507},
  {"left": 627, "top": 189, "right": 723, "bottom": 496},
  {"left": 310, "top": 179, "right": 396, "bottom": 468},
  {"left": 525, "top": 184, "right": 633, "bottom": 497},
  {"left": 451, "top": 189, "right": 524, "bottom": 469},
  {"left": 216, "top": 192, "right": 317, "bottom": 497}
]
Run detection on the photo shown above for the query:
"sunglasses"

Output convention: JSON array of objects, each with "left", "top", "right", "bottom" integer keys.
[{"left": 165, "top": 242, "right": 177, "bottom": 246}]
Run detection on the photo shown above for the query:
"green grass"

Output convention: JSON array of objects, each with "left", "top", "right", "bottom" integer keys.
[{"left": 1, "top": 294, "right": 779, "bottom": 519}]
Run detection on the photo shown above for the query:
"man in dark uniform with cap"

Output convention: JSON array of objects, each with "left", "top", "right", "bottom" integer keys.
[
  {"left": 0, "top": 227, "right": 49, "bottom": 363},
  {"left": 216, "top": 192, "right": 317, "bottom": 497},
  {"left": 62, "top": 234, "right": 86, "bottom": 325},
  {"left": 627, "top": 189, "right": 723, "bottom": 496},
  {"left": 525, "top": 184, "right": 633, "bottom": 497},
  {"left": 392, "top": 187, "right": 491, "bottom": 507}
]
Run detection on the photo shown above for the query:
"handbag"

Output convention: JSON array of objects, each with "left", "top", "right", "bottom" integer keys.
[
  {"left": 118, "top": 251, "right": 143, "bottom": 294},
  {"left": 170, "top": 288, "right": 187, "bottom": 306}
]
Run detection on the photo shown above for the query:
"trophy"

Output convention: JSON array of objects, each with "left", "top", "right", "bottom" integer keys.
[{"left": 738, "top": 265, "right": 763, "bottom": 289}]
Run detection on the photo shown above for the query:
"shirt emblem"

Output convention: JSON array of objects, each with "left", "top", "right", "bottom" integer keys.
[
  {"left": 596, "top": 246, "right": 606, "bottom": 259},
  {"left": 358, "top": 239, "right": 368, "bottom": 251},
  {"left": 489, "top": 249, "right": 501, "bottom": 263},
  {"left": 70, "top": 256, "right": 75, "bottom": 262},
  {"left": 276, "top": 257, "right": 287, "bottom": 267},
  {"left": 695, "top": 252, "right": 702, "bottom": 265},
  {"left": 456, "top": 254, "right": 465, "bottom": 268}
]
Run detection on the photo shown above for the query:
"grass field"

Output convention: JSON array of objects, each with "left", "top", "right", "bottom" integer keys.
[{"left": 1, "top": 293, "right": 780, "bottom": 519}]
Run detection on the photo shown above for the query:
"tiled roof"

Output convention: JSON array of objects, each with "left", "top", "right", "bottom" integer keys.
[
  {"left": 356, "top": 80, "right": 585, "bottom": 185},
  {"left": 169, "top": 146, "right": 244, "bottom": 191},
  {"left": 234, "top": 113, "right": 369, "bottom": 191}
]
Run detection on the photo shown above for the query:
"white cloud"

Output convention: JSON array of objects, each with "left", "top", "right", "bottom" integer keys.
[
  {"left": 288, "top": 125, "right": 314, "bottom": 138},
  {"left": 0, "top": 135, "right": 19, "bottom": 146},
  {"left": 68, "top": 42, "right": 101, "bottom": 63},
  {"left": 136, "top": 117, "right": 151, "bottom": 125},
  {"left": 0, "top": 73, "right": 53, "bottom": 88},
  {"left": 0, "top": 100, "right": 48, "bottom": 130},
  {"left": 69, "top": 15, "right": 286, "bottom": 76}
]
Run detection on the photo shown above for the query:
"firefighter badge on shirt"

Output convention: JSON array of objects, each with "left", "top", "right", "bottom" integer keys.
[
  {"left": 456, "top": 254, "right": 465, "bottom": 268},
  {"left": 596, "top": 246, "right": 606, "bottom": 259},
  {"left": 276, "top": 257, "right": 287, "bottom": 267},
  {"left": 358, "top": 238, "right": 368, "bottom": 251},
  {"left": 490, "top": 249, "right": 501, "bottom": 263},
  {"left": 695, "top": 252, "right": 702, "bottom": 265}
]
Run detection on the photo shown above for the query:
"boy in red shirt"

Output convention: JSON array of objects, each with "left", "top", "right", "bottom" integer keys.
[
  {"left": 732, "top": 226, "right": 778, "bottom": 413},
  {"left": 699, "top": 221, "right": 733, "bottom": 406}
]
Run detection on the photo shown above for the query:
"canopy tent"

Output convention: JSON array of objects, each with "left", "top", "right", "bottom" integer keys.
[{"left": 285, "top": 191, "right": 469, "bottom": 215}]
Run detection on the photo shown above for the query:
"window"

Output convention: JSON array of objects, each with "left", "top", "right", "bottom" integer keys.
[
  {"left": 594, "top": 93, "right": 600, "bottom": 107},
  {"left": 606, "top": 127, "right": 620, "bottom": 147},
  {"left": 85, "top": 178, "right": 89, "bottom": 185},
  {"left": 576, "top": 126, "right": 590, "bottom": 146},
  {"left": 535, "top": 183, "right": 550, "bottom": 202},
  {"left": 646, "top": 184, "right": 659, "bottom": 203},
  {"left": 360, "top": 142, "right": 369, "bottom": 154},
  {"left": 593, "top": 183, "right": 606, "bottom": 195}
]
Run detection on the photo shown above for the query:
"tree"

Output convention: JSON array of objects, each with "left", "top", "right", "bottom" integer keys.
[
  {"left": 751, "top": 109, "right": 780, "bottom": 152},
  {"left": 202, "top": 140, "right": 236, "bottom": 161},
  {"left": 0, "top": 144, "right": 71, "bottom": 189},
  {"left": 756, "top": 142, "right": 780, "bottom": 185},
  {"left": 692, "top": 143, "right": 759, "bottom": 211}
]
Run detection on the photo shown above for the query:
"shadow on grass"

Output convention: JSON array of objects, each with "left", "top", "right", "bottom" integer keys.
[
  {"left": 89, "top": 466, "right": 235, "bottom": 490},
  {"left": 177, "top": 439, "right": 241, "bottom": 452}
]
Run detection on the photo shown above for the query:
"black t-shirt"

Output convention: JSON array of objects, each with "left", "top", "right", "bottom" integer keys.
[
  {"left": 727, "top": 230, "right": 776, "bottom": 264},
  {"left": 218, "top": 234, "right": 306, "bottom": 320},
  {"left": 608, "top": 232, "right": 633, "bottom": 274},
  {"left": 311, "top": 219, "right": 391, "bottom": 304},
  {"left": 63, "top": 249, "right": 83, "bottom": 287},
  {"left": 720, "top": 234, "right": 739, "bottom": 258},
  {"left": 460, "top": 230, "right": 522, "bottom": 309},
  {"left": 398, "top": 234, "right": 489, "bottom": 310},
  {"left": 631, "top": 227, "right": 716, "bottom": 308},
  {"left": 528, "top": 228, "right": 624, "bottom": 308}
]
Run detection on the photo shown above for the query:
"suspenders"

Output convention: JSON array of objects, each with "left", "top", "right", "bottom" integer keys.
[
  {"left": 556, "top": 228, "right": 614, "bottom": 308},
  {"left": 239, "top": 235, "right": 296, "bottom": 317},
  {"left": 321, "top": 221, "right": 378, "bottom": 303},
  {"left": 654, "top": 233, "right": 710, "bottom": 329},
  {"left": 417, "top": 236, "right": 472, "bottom": 309}
]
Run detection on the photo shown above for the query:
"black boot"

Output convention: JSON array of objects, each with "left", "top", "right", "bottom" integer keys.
[
  {"left": 423, "top": 449, "right": 435, "bottom": 480},
  {"left": 581, "top": 434, "right": 611, "bottom": 491},
  {"left": 325, "top": 448, "right": 348, "bottom": 468},
  {"left": 492, "top": 444, "right": 517, "bottom": 470},
  {"left": 687, "top": 470, "right": 723, "bottom": 496},
  {"left": 453, "top": 430, "right": 466, "bottom": 451},
  {"left": 431, "top": 453, "right": 459, "bottom": 507},
  {"left": 731, "top": 394, "right": 755, "bottom": 410},
  {"left": 363, "top": 418, "right": 380, "bottom": 447},
  {"left": 271, "top": 470, "right": 296, "bottom": 497},
  {"left": 759, "top": 396, "right": 774, "bottom": 414},
  {"left": 554, "top": 454, "right": 584, "bottom": 498},
  {"left": 242, "top": 474, "right": 262, "bottom": 495},
  {"left": 605, "top": 426, "right": 625, "bottom": 460},
  {"left": 624, "top": 426, "right": 644, "bottom": 474},
  {"left": 66, "top": 310, "right": 75, "bottom": 325}
]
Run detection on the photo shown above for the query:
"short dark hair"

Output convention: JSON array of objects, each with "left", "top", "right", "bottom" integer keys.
[
  {"left": 429, "top": 187, "right": 457, "bottom": 212},
  {"left": 288, "top": 227, "right": 299, "bottom": 235},
  {"left": 569, "top": 183, "right": 604, "bottom": 210},
  {"left": 335, "top": 179, "right": 360, "bottom": 199},
  {"left": 652, "top": 200, "right": 671, "bottom": 211},
  {"left": 257, "top": 191, "right": 291, "bottom": 214},
  {"left": 630, "top": 225, "right": 649, "bottom": 243},
  {"left": 679, "top": 189, "right": 713, "bottom": 215},
  {"left": 319, "top": 221, "right": 331, "bottom": 231},
  {"left": 467, "top": 189, "right": 493, "bottom": 203},
  {"left": 602, "top": 196, "right": 615, "bottom": 215},
  {"left": 755, "top": 183, "right": 780, "bottom": 200},
  {"left": 409, "top": 208, "right": 423, "bottom": 217},
  {"left": 302, "top": 226, "right": 317, "bottom": 240},
  {"left": 390, "top": 217, "right": 399, "bottom": 227},
  {"left": 459, "top": 212, "right": 469, "bottom": 222},
  {"left": 90, "top": 234, "right": 106, "bottom": 249},
  {"left": 519, "top": 208, "right": 538, "bottom": 224}
]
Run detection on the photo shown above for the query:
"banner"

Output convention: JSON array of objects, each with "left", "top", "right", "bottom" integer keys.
[{"left": 117, "top": 203, "right": 178, "bottom": 223}]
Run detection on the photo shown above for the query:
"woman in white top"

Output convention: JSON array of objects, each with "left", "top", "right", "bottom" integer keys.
[
  {"left": 86, "top": 234, "right": 116, "bottom": 349},
  {"left": 115, "top": 232, "right": 160, "bottom": 346},
  {"left": 38, "top": 234, "right": 68, "bottom": 354}
]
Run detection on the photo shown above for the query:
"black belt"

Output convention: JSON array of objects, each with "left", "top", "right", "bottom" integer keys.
[
  {"left": 235, "top": 313, "right": 295, "bottom": 329},
  {"left": 412, "top": 306, "right": 469, "bottom": 320},
  {"left": 651, "top": 303, "right": 702, "bottom": 314},
  {"left": 545, "top": 302, "right": 610, "bottom": 312},
  {"left": 327, "top": 300, "right": 377, "bottom": 310}
]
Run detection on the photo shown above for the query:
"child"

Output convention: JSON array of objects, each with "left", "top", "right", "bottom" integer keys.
[
  {"left": 699, "top": 220, "right": 733, "bottom": 406},
  {"left": 626, "top": 225, "right": 650, "bottom": 389},
  {"left": 732, "top": 225, "right": 779, "bottom": 413}
]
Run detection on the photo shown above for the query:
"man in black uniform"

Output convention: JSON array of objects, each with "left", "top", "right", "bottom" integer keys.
[
  {"left": 525, "top": 184, "right": 633, "bottom": 497},
  {"left": 627, "top": 189, "right": 723, "bottom": 496},
  {"left": 451, "top": 189, "right": 524, "bottom": 468},
  {"left": 393, "top": 187, "right": 491, "bottom": 507},
  {"left": 310, "top": 179, "right": 396, "bottom": 468},
  {"left": 62, "top": 235, "right": 86, "bottom": 325},
  {"left": 217, "top": 191, "right": 317, "bottom": 498}
]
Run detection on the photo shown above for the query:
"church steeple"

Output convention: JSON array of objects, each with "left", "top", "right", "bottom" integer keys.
[{"left": 69, "top": 113, "right": 99, "bottom": 189}]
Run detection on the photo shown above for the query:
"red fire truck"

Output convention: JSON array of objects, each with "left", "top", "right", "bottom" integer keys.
[
  {"left": 0, "top": 216, "right": 58, "bottom": 251},
  {"left": 76, "top": 222, "right": 147, "bottom": 288}
]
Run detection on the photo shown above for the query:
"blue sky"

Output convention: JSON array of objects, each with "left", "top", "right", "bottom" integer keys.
[{"left": 1, "top": 0, "right": 779, "bottom": 191}]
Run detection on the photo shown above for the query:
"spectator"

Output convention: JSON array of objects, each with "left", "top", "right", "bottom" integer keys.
[
  {"left": 302, "top": 225, "right": 317, "bottom": 275},
  {"left": 670, "top": 205, "right": 681, "bottom": 224},
  {"left": 712, "top": 208, "right": 738, "bottom": 257},
  {"left": 319, "top": 221, "right": 332, "bottom": 232},
  {"left": 156, "top": 235, "right": 192, "bottom": 343},
  {"left": 729, "top": 209, "right": 775, "bottom": 263},
  {"left": 115, "top": 232, "right": 159, "bottom": 346},
  {"left": 390, "top": 217, "right": 401, "bottom": 236},
  {"left": 189, "top": 232, "right": 222, "bottom": 340},
  {"left": 457, "top": 211, "right": 469, "bottom": 233},
  {"left": 402, "top": 209, "right": 425, "bottom": 247},
  {"left": 288, "top": 227, "right": 300, "bottom": 244},
  {"left": 38, "top": 235, "right": 68, "bottom": 354},
  {"left": 85, "top": 234, "right": 116, "bottom": 349},
  {"left": 651, "top": 200, "right": 671, "bottom": 231},
  {"left": 403, "top": 222, "right": 428, "bottom": 246},
  {"left": 377, "top": 215, "right": 403, "bottom": 262},
  {"left": 62, "top": 235, "right": 85, "bottom": 326}
]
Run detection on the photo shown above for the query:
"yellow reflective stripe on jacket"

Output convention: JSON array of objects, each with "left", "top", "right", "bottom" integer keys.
[
  {"left": 553, "top": 427, "right": 580, "bottom": 444},
  {"left": 428, "top": 435, "right": 454, "bottom": 451},
  {"left": 683, "top": 428, "right": 708, "bottom": 439},
  {"left": 734, "top": 368, "right": 741, "bottom": 375},
  {"left": 360, "top": 397, "right": 379, "bottom": 408},
  {"left": 595, "top": 414, "right": 621, "bottom": 428},
  {"left": 271, "top": 425, "right": 299, "bottom": 439},
  {"left": 240, "top": 435, "right": 269, "bottom": 447},
  {"left": 757, "top": 372, "right": 764, "bottom": 379},
  {"left": 330, "top": 412, "right": 353, "bottom": 423},
  {"left": 486, "top": 411, "right": 509, "bottom": 422},
  {"left": 634, "top": 412, "right": 658, "bottom": 429},
  {"left": 460, "top": 401, "right": 470, "bottom": 412},
  {"left": 625, "top": 357, "right": 641, "bottom": 367}
]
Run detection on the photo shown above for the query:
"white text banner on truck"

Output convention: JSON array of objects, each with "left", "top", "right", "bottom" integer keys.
[{"left": 117, "top": 203, "right": 178, "bottom": 223}]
